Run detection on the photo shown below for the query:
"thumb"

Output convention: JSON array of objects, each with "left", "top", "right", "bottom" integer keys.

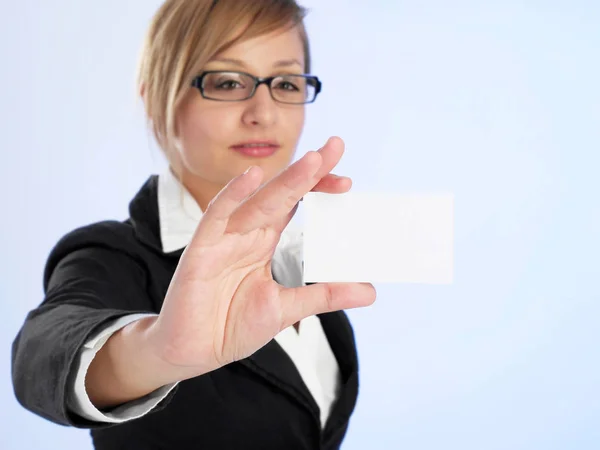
[{"left": 277, "top": 282, "right": 376, "bottom": 329}]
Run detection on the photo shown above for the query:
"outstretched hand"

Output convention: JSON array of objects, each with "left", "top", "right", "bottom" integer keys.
[{"left": 150, "top": 136, "right": 376, "bottom": 376}]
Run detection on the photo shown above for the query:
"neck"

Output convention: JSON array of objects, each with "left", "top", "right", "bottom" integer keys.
[{"left": 171, "top": 166, "right": 224, "bottom": 214}]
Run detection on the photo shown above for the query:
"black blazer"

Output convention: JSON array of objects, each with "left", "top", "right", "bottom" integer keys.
[{"left": 11, "top": 176, "right": 361, "bottom": 450}]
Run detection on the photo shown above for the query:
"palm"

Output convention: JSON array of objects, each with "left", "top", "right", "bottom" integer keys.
[
  {"left": 153, "top": 137, "right": 376, "bottom": 374},
  {"left": 183, "top": 227, "right": 284, "bottom": 367}
]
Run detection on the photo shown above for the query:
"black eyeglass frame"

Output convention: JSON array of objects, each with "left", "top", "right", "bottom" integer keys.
[{"left": 191, "top": 71, "right": 322, "bottom": 104}]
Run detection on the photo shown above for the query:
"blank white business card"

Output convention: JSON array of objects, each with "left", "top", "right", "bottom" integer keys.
[{"left": 302, "top": 192, "right": 454, "bottom": 284}]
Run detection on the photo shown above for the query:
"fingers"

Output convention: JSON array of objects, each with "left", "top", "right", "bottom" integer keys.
[
  {"left": 231, "top": 137, "right": 346, "bottom": 234},
  {"left": 272, "top": 173, "right": 351, "bottom": 234},
  {"left": 192, "top": 166, "right": 264, "bottom": 246},
  {"left": 310, "top": 136, "right": 346, "bottom": 180},
  {"left": 190, "top": 137, "right": 349, "bottom": 246},
  {"left": 310, "top": 174, "right": 352, "bottom": 194},
  {"left": 227, "top": 151, "right": 321, "bottom": 234},
  {"left": 271, "top": 200, "right": 301, "bottom": 236},
  {"left": 278, "top": 282, "right": 377, "bottom": 329}
]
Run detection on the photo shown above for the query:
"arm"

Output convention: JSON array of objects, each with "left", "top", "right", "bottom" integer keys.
[
  {"left": 67, "top": 313, "right": 177, "bottom": 423},
  {"left": 83, "top": 313, "right": 186, "bottom": 410},
  {"left": 11, "top": 245, "right": 181, "bottom": 427}
]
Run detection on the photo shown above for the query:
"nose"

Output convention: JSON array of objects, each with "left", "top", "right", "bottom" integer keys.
[{"left": 241, "top": 83, "right": 277, "bottom": 128}]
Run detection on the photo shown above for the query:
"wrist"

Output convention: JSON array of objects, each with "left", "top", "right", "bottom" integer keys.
[
  {"left": 119, "top": 316, "right": 191, "bottom": 387},
  {"left": 141, "top": 316, "right": 210, "bottom": 384},
  {"left": 85, "top": 315, "right": 180, "bottom": 409}
]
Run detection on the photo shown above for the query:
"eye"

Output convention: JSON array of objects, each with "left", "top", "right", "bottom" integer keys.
[
  {"left": 203, "top": 73, "right": 248, "bottom": 91},
  {"left": 274, "top": 80, "right": 300, "bottom": 91},
  {"left": 215, "top": 79, "right": 244, "bottom": 90}
]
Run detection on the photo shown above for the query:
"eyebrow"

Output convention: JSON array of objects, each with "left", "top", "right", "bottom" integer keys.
[{"left": 210, "top": 57, "right": 303, "bottom": 69}]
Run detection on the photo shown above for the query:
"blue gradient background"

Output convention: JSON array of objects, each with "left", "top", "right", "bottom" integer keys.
[{"left": 1, "top": 1, "right": 598, "bottom": 448}]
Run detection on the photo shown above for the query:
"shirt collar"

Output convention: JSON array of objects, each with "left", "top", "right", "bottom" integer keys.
[{"left": 157, "top": 168, "right": 204, "bottom": 253}]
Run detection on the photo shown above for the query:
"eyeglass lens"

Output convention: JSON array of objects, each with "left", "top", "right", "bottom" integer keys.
[{"left": 201, "top": 72, "right": 316, "bottom": 103}]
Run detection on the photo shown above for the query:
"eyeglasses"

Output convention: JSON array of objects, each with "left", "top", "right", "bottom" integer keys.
[{"left": 191, "top": 71, "right": 322, "bottom": 104}]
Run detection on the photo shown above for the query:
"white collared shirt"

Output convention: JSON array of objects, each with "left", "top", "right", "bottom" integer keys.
[{"left": 68, "top": 169, "right": 341, "bottom": 428}]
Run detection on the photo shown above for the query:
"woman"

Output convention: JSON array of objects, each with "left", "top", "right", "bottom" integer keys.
[{"left": 11, "top": 0, "right": 376, "bottom": 449}]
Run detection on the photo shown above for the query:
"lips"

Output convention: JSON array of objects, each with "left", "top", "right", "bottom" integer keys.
[
  {"left": 230, "top": 141, "right": 280, "bottom": 158},
  {"left": 230, "top": 140, "right": 280, "bottom": 148}
]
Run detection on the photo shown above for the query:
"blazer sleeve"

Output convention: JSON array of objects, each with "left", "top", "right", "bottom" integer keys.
[
  {"left": 11, "top": 239, "right": 178, "bottom": 429},
  {"left": 68, "top": 312, "right": 178, "bottom": 423}
]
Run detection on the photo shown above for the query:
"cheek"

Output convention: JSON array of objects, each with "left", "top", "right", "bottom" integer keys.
[
  {"left": 179, "top": 105, "right": 236, "bottom": 149},
  {"left": 285, "top": 108, "right": 306, "bottom": 142},
  {"left": 177, "top": 104, "right": 240, "bottom": 168}
]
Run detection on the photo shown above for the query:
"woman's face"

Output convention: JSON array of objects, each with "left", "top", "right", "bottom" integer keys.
[{"left": 173, "top": 25, "right": 308, "bottom": 206}]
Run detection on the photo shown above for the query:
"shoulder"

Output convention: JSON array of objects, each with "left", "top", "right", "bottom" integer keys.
[
  {"left": 49, "top": 219, "right": 138, "bottom": 259},
  {"left": 43, "top": 220, "right": 145, "bottom": 288}
]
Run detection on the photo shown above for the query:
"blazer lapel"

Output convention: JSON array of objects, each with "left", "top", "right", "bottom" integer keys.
[
  {"left": 236, "top": 275, "right": 321, "bottom": 424},
  {"left": 239, "top": 338, "right": 321, "bottom": 425},
  {"left": 237, "top": 309, "right": 360, "bottom": 432},
  {"left": 317, "top": 310, "right": 360, "bottom": 439}
]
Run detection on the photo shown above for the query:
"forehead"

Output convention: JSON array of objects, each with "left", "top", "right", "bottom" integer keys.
[{"left": 213, "top": 26, "right": 305, "bottom": 72}]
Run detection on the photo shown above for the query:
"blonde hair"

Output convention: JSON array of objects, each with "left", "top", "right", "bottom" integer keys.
[{"left": 136, "top": 0, "right": 311, "bottom": 161}]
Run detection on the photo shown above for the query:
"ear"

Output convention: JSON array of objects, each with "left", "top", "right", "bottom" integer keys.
[{"left": 139, "top": 82, "right": 146, "bottom": 99}]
